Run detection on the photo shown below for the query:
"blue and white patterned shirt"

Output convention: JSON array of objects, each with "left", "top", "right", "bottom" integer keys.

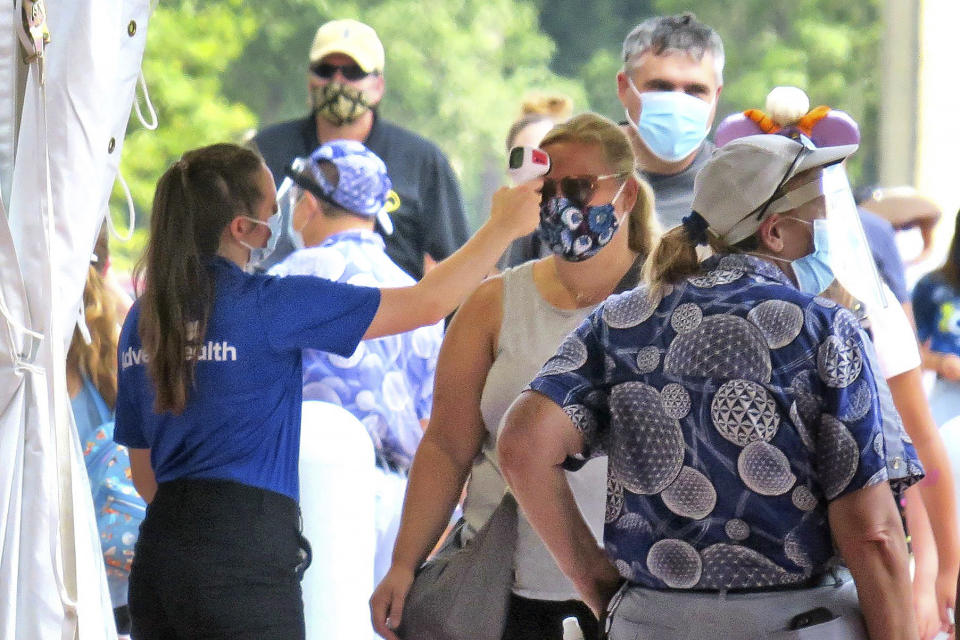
[
  {"left": 270, "top": 230, "right": 443, "bottom": 471},
  {"left": 529, "top": 254, "right": 922, "bottom": 591}
]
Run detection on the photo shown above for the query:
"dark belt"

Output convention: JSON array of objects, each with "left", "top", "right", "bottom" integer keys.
[{"left": 660, "top": 567, "right": 845, "bottom": 595}]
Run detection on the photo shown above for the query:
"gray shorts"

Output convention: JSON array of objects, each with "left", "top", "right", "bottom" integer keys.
[{"left": 605, "top": 571, "right": 867, "bottom": 640}]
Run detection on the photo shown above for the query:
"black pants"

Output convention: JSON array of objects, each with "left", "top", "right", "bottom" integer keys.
[
  {"left": 502, "top": 592, "right": 601, "bottom": 640},
  {"left": 128, "top": 479, "right": 305, "bottom": 639}
]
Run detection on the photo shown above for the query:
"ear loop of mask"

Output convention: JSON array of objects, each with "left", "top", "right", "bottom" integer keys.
[
  {"left": 237, "top": 215, "right": 270, "bottom": 255},
  {"left": 747, "top": 178, "right": 826, "bottom": 264},
  {"left": 748, "top": 214, "right": 822, "bottom": 269},
  {"left": 611, "top": 177, "right": 632, "bottom": 225},
  {"left": 622, "top": 76, "right": 643, "bottom": 130}
]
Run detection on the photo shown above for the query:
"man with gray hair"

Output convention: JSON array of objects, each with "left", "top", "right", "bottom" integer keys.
[
  {"left": 618, "top": 12, "right": 724, "bottom": 229},
  {"left": 499, "top": 13, "right": 724, "bottom": 267}
]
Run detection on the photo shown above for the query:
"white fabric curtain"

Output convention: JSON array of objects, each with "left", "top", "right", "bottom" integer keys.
[{"left": 0, "top": 1, "right": 150, "bottom": 637}]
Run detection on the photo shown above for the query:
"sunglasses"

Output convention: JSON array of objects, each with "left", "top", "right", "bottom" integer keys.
[
  {"left": 541, "top": 174, "right": 626, "bottom": 207},
  {"left": 310, "top": 63, "right": 376, "bottom": 81}
]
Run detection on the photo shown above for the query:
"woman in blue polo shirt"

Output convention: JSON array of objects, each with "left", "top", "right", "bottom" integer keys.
[{"left": 114, "top": 143, "right": 540, "bottom": 639}]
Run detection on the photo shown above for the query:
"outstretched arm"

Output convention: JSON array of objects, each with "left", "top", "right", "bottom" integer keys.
[{"left": 364, "top": 182, "right": 540, "bottom": 339}]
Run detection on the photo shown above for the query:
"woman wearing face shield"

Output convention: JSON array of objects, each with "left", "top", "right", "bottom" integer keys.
[
  {"left": 714, "top": 91, "right": 959, "bottom": 639},
  {"left": 370, "top": 113, "right": 657, "bottom": 640},
  {"left": 112, "top": 143, "right": 541, "bottom": 639},
  {"left": 498, "top": 134, "right": 922, "bottom": 639}
]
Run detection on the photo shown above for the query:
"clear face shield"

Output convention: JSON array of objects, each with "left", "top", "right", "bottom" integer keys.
[
  {"left": 277, "top": 157, "right": 315, "bottom": 250},
  {"left": 768, "top": 162, "right": 889, "bottom": 311}
]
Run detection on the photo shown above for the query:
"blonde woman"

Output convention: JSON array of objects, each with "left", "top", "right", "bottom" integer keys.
[
  {"left": 371, "top": 113, "right": 657, "bottom": 640},
  {"left": 500, "top": 135, "right": 922, "bottom": 639}
]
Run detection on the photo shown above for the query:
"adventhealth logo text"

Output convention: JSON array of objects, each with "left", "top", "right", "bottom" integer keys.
[{"left": 121, "top": 341, "right": 238, "bottom": 370}]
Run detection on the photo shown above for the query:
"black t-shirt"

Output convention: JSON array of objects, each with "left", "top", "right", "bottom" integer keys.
[{"left": 251, "top": 112, "right": 469, "bottom": 280}]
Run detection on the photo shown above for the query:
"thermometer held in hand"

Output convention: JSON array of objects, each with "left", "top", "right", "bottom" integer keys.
[{"left": 508, "top": 146, "right": 550, "bottom": 185}]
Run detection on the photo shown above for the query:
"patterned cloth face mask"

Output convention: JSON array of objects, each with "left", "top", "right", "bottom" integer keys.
[
  {"left": 311, "top": 81, "right": 376, "bottom": 126},
  {"left": 538, "top": 175, "right": 628, "bottom": 262}
]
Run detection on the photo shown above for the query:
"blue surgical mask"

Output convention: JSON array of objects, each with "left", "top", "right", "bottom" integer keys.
[
  {"left": 240, "top": 211, "right": 282, "bottom": 270},
  {"left": 754, "top": 218, "right": 836, "bottom": 295},
  {"left": 287, "top": 196, "right": 307, "bottom": 251},
  {"left": 625, "top": 81, "right": 712, "bottom": 163},
  {"left": 789, "top": 219, "right": 835, "bottom": 294}
]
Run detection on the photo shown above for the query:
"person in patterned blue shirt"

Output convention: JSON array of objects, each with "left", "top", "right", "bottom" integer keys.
[
  {"left": 269, "top": 140, "right": 443, "bottom": 584},
  {"left": 499, "top": 135, "right": 923, "bottom": 640},
  {"left": 914, "top": 211, "right": 960, "bottom": 427}
]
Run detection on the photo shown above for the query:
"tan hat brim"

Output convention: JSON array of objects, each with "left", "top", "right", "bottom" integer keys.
[{"left": 309, "top": 44, "right": 381, "bottom": 72}]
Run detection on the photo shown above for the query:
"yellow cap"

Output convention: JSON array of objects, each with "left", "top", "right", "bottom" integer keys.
[{"left": 309, "top": 19, "right": 385, "bottom": 73}]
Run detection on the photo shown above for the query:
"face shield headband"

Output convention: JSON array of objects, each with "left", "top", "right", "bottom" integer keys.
[
  {"left": 734, "top": 134, "right": 816, "bottom": 232},
  {"left": 283, "top": 162, "right": 343, "bottom": 211},
  {"left": 755, "top": 159, "right": 889, "bottom": 309}
]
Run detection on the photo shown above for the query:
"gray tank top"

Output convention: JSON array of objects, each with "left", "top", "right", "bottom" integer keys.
[{"left": 463, "top": 261, "right": 608, "bottom": 600}]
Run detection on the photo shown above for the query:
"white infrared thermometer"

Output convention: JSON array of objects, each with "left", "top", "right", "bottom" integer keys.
[{"left": 508, "top": 146, "right": 550, "bottom": 185}]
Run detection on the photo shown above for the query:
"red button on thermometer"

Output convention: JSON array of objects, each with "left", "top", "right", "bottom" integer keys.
[{"left": 508, "top": 146, "right": 551, "bottom": 185}]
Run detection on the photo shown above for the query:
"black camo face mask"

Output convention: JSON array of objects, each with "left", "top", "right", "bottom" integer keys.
[{"left": 311, "top": 82, "right": 376, "bottom": 126}]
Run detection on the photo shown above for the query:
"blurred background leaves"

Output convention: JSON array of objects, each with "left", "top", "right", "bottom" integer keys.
[{"left": 110, "top": 0, "right": 882, "bottom": 267}]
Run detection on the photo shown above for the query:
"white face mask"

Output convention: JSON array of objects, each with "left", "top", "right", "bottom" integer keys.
[
  {"left": 239, "top": 211, "right": 282, "bottom": 271},
  {"left": 279, "top": 182, "right": 308, "bottom": 251}
]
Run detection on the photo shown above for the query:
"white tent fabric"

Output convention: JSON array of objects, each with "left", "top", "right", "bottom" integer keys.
[{"left": 0, "top": 1, "right": 150, "bottom": 638}]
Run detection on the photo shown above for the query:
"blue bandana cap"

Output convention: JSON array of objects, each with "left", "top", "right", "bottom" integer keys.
[{"left": 298, "top": 139, "right": 394, "bottom": 234}]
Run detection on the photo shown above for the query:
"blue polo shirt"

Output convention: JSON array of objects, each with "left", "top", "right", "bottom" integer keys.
[{"left": 114, "top": 257, "right": 381, "bottom": 500}]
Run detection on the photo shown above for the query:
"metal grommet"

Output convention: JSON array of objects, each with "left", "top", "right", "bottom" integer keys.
[
  {"left": 108, "top": 137, "right": 116, "bottom": 153},
  {"left": 127, "top": 20, "right": 137, "bottom": 37}
]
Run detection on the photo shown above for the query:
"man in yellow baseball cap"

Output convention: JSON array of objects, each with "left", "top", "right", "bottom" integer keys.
[{"left": 251, "top": 18, "right": 469, "bottom": 281}]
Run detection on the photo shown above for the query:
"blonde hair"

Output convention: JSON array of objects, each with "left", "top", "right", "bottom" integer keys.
[
  {"left": 642, "top": 225, "right": 755, "bottom": 297},
  {"left": 520, "top": 93, "right": 573, "bottom": 120},
  {"left": 540, "top": 112, "right": 658, "bottom": 258},
  {"left": 66, "top": 265, "right": 124, "bottom": 409},
  {"left": 505, "top": 93, "right": 574, "bottom": 151}
]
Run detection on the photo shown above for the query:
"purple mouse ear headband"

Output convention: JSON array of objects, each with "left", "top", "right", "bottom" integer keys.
[{"left": 714, "top": 86, "right": 860, "bottom": 148}]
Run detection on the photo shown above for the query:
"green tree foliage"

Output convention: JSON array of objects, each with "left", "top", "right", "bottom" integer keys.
[
  {"left": 111, "top": 0, "right": 883, "bottom": 269},
  {"left": 109, "top": 0, "right": 260, "bottom": 269},
  {"left": 225, "top": 0, "right": 586, "bottom": 227},
  {"left": 651, "top": 0, "right": 882, "bottom": 183},
  {"left": 533, "top": 0, "right": 654, "bottom": 119}
]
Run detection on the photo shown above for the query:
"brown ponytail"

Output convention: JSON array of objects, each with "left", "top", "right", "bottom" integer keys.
[
  {"left": 135, "top": 143, "right": 264, "bottom": 414},
  {"left": 643, "top": 221, "right": 761, "bottom": 296},
  {"left": 627, "top": 175, "right": 658, "bottom": 257}
]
